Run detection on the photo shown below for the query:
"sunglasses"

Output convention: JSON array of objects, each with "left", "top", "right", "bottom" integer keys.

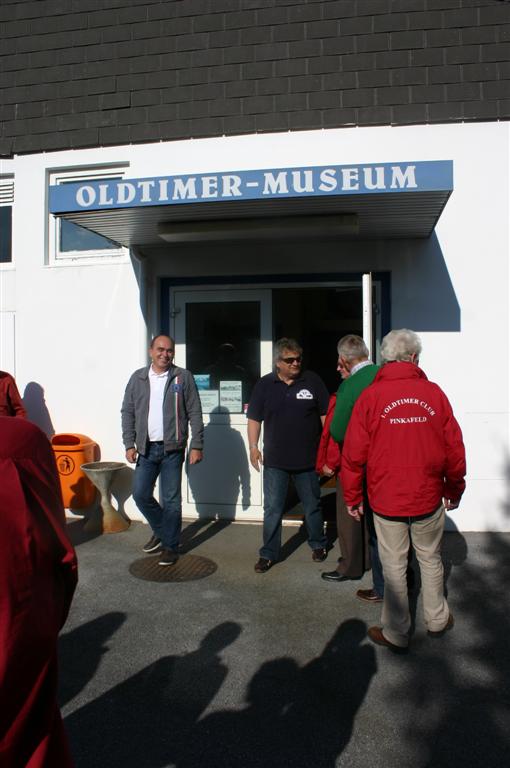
[{"left": 280, "top": 356, "right": 302, "bottom": 364}]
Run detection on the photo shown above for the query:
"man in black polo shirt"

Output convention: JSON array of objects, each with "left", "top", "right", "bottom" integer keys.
[{"left": 247, "top": 338, "right": 330, "bottom": 573}]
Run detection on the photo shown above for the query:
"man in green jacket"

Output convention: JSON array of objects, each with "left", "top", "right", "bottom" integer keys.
[{"left": 321, "top": 335, "right": 383, "bottom": 602}]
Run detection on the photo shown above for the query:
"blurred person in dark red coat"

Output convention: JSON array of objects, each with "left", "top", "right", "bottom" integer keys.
[
  {"left": 0, "top": 417, "right": 77, "bottom": 767},
  {"left": 0, "top": 370, "right": 27, "bottom": 417}
]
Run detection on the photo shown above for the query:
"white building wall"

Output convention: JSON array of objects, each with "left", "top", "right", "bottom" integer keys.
[
  {"left": 7, "top": 150, "right": 144, "bottom": 463},
  {"left": 3, "top": 122, "right": 509, "bottom": 530},
  {"left": 0, "top": 160, "right": 17, "bottom": 374}
]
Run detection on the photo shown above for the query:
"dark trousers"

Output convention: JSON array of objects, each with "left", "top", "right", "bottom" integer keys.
[
  {"left": 335, "top": 477, "right": 371, "bottom": 579},
  {"left": 366, "top": 504, "right": 385, "bottom": 597}
]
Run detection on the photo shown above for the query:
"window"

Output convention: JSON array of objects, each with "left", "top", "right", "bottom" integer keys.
[
  {"left": 0, "top": 178, "right": 13, "bottom": 264},
  {"left": 186, "top": 300, "right": 261, "bottom": 412},
  {"left": 47, "top": 166, "right": 129, "bottom": 264}
]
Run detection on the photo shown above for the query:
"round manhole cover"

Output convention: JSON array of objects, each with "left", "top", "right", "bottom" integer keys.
[{"left": 129, "top": 553, "right": 217, "bottom": 582}]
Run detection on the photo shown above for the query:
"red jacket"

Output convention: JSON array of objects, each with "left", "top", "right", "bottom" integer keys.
[
  {"left": 315, "top": 394, "right": 342, "bottom": 476},
  {"left": 341, "top": 363, "right": 466, "bottom": 517},
  {"left": 0, "top": 370, "right": 26, "bottom": 417},
  {"left": 0, "top": 418, "right": 77, "bottom": 767}
]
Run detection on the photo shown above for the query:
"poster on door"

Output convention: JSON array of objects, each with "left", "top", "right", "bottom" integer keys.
[{"left": 219, "top": 381, "right": 242, "bottom": 413}]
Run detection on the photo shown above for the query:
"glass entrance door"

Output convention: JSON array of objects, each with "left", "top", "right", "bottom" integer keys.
[
  {"left": 169, "top": 278, "right": 381, "bottom": 521},
  {"left": 172, "top": 288, "right": 271, "bottom": 520},
  {"left": 271, "top": 276, "right": 379, "bottom": 393}
]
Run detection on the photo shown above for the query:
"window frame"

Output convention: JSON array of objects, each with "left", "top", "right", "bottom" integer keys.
[
  {"left": 0, "top": 176, "right": 14, "bottom": 267},
  {"left": 47, "top": 165, "right": 130, "bottom": 266}
]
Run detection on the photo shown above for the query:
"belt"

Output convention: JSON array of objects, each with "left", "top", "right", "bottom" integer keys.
[{"left": 374, "top": 507, "right": 440, "bottom": 523}]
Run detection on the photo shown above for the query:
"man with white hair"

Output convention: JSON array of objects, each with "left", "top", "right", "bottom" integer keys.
[{"left": 341, "top": 329, "right": 466, "bottom": 653}]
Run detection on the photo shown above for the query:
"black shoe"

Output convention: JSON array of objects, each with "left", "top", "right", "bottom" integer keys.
[
  {"left": 312, "top": 547, "right": 327, "bottom": 562},
  {"left": 158, "top": 548, "right": 179, "bottom": 566},
  {"left": 142, "top": 534, "right": 162, "bottom": 553},
  {"left": 254, "top": 557, "right": 273, "bottom": 573},
  {"left": 321, "top": 570, "right": 350, "bottom": 582}
]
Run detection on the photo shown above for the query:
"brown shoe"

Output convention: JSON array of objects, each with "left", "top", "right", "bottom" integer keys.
[
  {"left": 254, "top": 557, "right": 273, "bottom": 573},
  {"left": 356, "top": 588, "right": 383, "bottom": 603},
  {"left": 368, "top": 626, "right": 408, "bottom": 654},
  {"left": 428, "top": 613, "right": 454, "bottom": 637},
  {"left": 312, "top": 547, "right": 327, "bottom": 562}
]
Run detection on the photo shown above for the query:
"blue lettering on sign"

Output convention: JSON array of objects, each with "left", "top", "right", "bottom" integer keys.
[{"left": 48, "top": 161, "right": 453, "bottom": 213}]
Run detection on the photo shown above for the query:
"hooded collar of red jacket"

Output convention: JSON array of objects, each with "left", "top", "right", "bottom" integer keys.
[{"left": 374, "top": 361, "right": 429, "bottom": 383}]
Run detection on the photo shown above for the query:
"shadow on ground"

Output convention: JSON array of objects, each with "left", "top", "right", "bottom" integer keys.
[
  {"left": 179, "top": 518, "right": 232, "bottom": 554},
  {"left": 62, "top": 619, "right": 374, "bottom": 768},
  {"left": 59, "top": 523, "right": 510, "bottom": 767},
  {"left": 399, "top": 531, "right": 510, "bottom": 766},
  {"left": 64, "top": 518, "right": 102, "bottom": 547},
  {"left": 59, "top": 612, "right": 127, "bottom": 707}
]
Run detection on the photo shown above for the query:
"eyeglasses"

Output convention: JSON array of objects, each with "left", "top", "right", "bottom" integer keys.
[{"left": 280, "top": 356, "right": 302, "bottom": 365}]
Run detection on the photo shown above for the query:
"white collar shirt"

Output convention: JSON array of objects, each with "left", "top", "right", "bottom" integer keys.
[
  {"left": 350, "top": 360, "right": 373, "bottom": 377},
  {"left": 147, "top": 366, "right": 168, "bottom": 441}
]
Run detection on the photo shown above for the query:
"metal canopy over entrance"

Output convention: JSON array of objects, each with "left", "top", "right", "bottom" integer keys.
[{"left": 49, "top": 160, "right": 453, "bottom": 246}]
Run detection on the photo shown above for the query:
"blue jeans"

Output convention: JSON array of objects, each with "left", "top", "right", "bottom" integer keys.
[
  {"left": 132, "top": 442, "right": 184, "bottom": 551},
  {"left": 261, "top": 467, "right": 327, "bottom": 561},
  {"left": 366, "top": 504, "right": 384, "bottom": 598}
]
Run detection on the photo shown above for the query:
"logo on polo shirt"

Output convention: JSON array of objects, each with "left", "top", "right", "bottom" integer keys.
[{"left": 296, "top": 389, "right": 313, "bottom": 399}]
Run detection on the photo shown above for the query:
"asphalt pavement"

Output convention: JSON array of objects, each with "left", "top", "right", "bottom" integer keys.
[{"left": 59, "top": 518, "right": 510, "bottom": 768}]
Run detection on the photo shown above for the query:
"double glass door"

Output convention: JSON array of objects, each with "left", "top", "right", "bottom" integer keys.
[{"left": 171, "top": 278, "right": 377, "bottom": 521}]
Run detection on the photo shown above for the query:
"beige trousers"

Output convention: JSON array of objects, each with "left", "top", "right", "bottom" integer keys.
[{"left": 373, "top": 506, "right": 449, "bottom": 648}]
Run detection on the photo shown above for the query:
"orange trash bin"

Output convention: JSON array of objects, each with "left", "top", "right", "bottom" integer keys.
[{"left": 51, "top": 433, "right": 99, "bottom": 509}]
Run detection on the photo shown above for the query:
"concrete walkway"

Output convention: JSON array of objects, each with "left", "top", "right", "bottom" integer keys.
[{"left": 59, "top": 519, "right": 510, "bottom": 768}]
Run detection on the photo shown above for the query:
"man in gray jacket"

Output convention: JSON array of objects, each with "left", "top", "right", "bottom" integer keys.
[{"left": 121, "top": 335, "right": 204, "bottom": 565}]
